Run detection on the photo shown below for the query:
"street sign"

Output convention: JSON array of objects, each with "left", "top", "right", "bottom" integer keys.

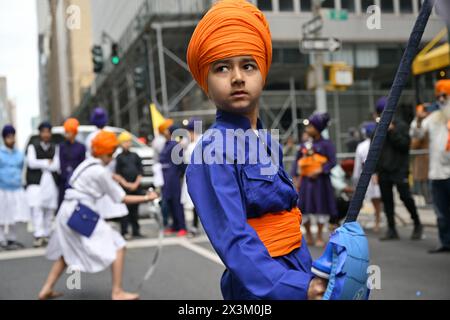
[
  {"left": 302, "top": 16, "right": 323, "bottom": 36},
  {"left": 328, "top": 9, "right": 348, "bottom": 21},
  {"left": 300, "top": 37, "right": 341, "bottom": 53}
]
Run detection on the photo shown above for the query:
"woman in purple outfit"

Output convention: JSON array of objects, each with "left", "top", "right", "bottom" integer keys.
[{"left": 292, "top": 113, "right": 338, "bottom": 247}]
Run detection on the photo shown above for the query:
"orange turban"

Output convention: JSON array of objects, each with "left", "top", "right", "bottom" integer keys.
[
  {"left": 64, "top": 118, "right": 79, "bottom": 134},
  {"left": 187, "top": 0, "right": 272, "bottom": 94},
  {"left": 435, "top": 79, "right": 450, "bottom": 96},
  {"left": 91, "top": 130, "right": 118, "bottom": 157},
  {"left": 158, "top": 119, "right": 174, "bottom": 134}
]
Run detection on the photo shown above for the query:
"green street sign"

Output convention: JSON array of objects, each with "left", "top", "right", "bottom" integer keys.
[{"left": 329, "top": 9, "right": 348, "bottom": 21}]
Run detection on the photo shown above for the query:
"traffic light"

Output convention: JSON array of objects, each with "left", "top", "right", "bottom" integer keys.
[
  {"left": 111, "top": 43, "right": 120, "bottom": 65},
  {"left": 133, "top": 66, "right": 146, "bottom": 90},
  {"left": 91, "top": 45, "right": 104, "bottom": 73}
]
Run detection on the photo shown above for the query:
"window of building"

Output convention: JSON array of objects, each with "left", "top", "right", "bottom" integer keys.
[
  {"left": 381, "top": 0, "right": 395, "bottom": 13},
  {"left": 299, "top": 0, "right": 312, "bottom": 12},
  {"left": 279, "top": 0, "right": 294, "bottom": 11},
  {"left": 341, "top": 0, "right": 355, "bottom": 12},
  {"left": 361, "top": 0, "right": 376, "bottom": 13},
  {"left": 256, "top": 0, "right": 273, "bottom": 11},
  {"left": 378, "top": 47, "right": 402, "bottom": 65},
  {"left": 321, "top": 0, "right": 334, "bottom": 9},
  {"left": 283, "top": 48, "right": 302, "bottom": 63},
  {"left": 399, "top": 0, "right": 413, "bottom": 13}
]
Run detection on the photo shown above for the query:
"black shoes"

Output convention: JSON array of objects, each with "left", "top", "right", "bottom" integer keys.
[
  {"left": 428, "top": 246, "right": 450, "bottom": 254},
  {"left": 380, "top": 229, "right": 400, "bottom": 241},
  {"left": 411, "top": 224, "right": 424, "bottom": 240}
]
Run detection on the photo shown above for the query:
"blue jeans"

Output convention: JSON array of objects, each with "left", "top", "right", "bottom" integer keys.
[{"left": 431, "top": 178, "right": 450, "bottom": 248}]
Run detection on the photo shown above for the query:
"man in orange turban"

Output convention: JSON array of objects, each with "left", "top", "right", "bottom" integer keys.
[
  {"left": 91, "top": 130, "right": 119, "bottom": 159},
  {"left": 185, "top": 0, "right": 327, "bottom": 300},
  {"left": 158, "top": 119, "right": 174, "bottom": 135}
]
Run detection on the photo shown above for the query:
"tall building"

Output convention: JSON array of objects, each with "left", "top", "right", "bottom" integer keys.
[
  {"left": 73, "top": 0, "right": 446, "bottom": 151},
  {"left": 0, "top": 77, "right": 10, "bottom": 131},
  {"left": 36, "top": 0, "right": 95, "bottom": 125}
]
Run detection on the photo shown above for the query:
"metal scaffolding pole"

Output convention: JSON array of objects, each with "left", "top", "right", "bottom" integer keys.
[
  {"left": 289, "top": 77, "right": 299, "bottom": 141},
  {"left": 155, "top": 25, "right": 169, "bottom": 116}
]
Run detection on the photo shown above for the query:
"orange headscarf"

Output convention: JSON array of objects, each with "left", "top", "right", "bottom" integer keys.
[
  {"left": 435, "top": 79, "right": 450, "bottom": 96},
  {"left": 158, "top": 119, "right": 174, "bottom": 134},
  {"left": 64, "top": 118, "right": 79, "bottom": 134},
  {"left": 91, "top": 130, "right": 118, "bottom": 157},
  {"left": 187, "top": 0, "right": 272, "bottom": 94}
]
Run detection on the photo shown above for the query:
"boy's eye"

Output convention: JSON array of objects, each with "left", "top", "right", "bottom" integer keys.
[
  {"left": 215, "top": 65, "right": 229, "bottom": 72},
  {"left": 243, "top": 63, "right": 257, "bottom": 71}
]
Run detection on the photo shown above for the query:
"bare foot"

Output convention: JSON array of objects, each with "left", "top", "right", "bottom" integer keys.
[
  {"left": 38, "top": 288, "right": 63, "bottom": 300},
  {"left": 112, "top": 290, "right": 140, "bottom": 300}
]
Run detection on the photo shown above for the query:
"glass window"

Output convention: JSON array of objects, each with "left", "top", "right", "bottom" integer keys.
[
  {"left": 283, "top": 48, "right": 302, "bottom": 63},
  {"left": 381, "top": 0, "right": 395, "bottom": 13},
  {"left": 341, "top": 0, "right": 355, "bottom": 12},
  {"left": 279, "top": 0, "right": 294, "bottom": 11},
  {"left": 256, "top": 0, "right": 273, "bottom": 11},
  {"left": 272, "top": 48, "right": 283, "bottom": 64},
  {"left": 399, "top": 0, "right": 413, "bottom": 13},
  {"left": 378, "top": 47, "right": 401, "bottom": 65},
  {"left": 361, "top": 0, "right": 376, "bottom": 13},
  {"left": 299, "top": 0, "right": 312, "bottom": 12},
  {"left": 321, "top": 0, "right": 334, "bottom": 9}
]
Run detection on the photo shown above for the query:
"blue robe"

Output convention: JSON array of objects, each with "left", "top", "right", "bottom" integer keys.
[{"left": 186, "top": 110, "right": 314, "bottom": 300}]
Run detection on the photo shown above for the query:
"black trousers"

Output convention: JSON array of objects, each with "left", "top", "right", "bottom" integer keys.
[
  {"left": 379, "top": 173, "right": 421, "bottom": 231},
  {"left": 121, "top": 204, "right": 140, "bottom": 236}
]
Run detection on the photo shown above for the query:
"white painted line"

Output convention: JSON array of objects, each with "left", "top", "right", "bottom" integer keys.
[
  {"left": 0, "top": 248, "right": 46, "bottom": 261},
  {"left": 178, "top": 239, "right": 223, "bottom": 266}
]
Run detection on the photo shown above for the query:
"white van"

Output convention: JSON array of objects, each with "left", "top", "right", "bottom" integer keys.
[{"left": 27, "top": 125, "right": 156, "bottom": 187}]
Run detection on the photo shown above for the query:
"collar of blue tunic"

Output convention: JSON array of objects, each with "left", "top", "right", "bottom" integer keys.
[{"left": 215, "top": 109, "right": 264, "bottom": 131}]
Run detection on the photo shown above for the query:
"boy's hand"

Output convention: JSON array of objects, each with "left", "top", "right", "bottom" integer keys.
[{"left": 307, "top": 277, "right": 328, "bottom": 300}]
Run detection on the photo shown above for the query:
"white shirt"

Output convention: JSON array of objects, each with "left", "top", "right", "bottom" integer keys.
[{"left": 410, "top": 110, "right": 450, "bottom": 180}]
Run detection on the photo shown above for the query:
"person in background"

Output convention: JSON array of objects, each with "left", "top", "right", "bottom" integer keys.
[
  {"left": 114, "top": 131, "right": 145, "bottom": 239},
  {"left": 410, "top": 79, "right": 450, "bottom": 253},
  {"left": 181, "top": 117, "right": 202, "bottom": 237},
  {"left": 353, "top": 121, "right": 382, "bottom": 233},
  {"left": 345, "top": 127, "right": 361, "bottom": 153},
  {"left": 40, "top": 131, "right": 158, "bottom": 300},
  {"left": 0, "top": 125, "right": 29, "bottom": 250},
  {"left": 26, "top": 121, "right": 60, "bottom": 248},
  {"left": 292, "top": 112, "right": 338, "bottom": 247},
  {"left": 159, "top": 119, "right": 187, "bottom": 237},
  {"left": 85, "top": 107, "right": 109, "bottom": 157},
  {"left": 58, "top": 118, "right": 86, "bottom": 208},
  {"left": 375, "top": 97, "right": 423, "bottom": 241},
  {"left": 151, "top": 134, "right": 168, "bottom": 228}
]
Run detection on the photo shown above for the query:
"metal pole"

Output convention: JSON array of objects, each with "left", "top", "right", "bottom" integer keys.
[
  {"left": 313, "top": 0, "right": 327, "bottom": 113},
  {"left": 126, "top": 72, "right": 139, "bottom": 134},
  {"left": 112, "top": 86, "right": 121, "bottom": 127},
  {"left": 333, "top": 90, "right": 342, "bottom": 153},
  {"left": 289, "top": 77, "right": 299, "bottom": 141},
  {"left": 155, "top": 25, "right": 169, "bottom": 117},
  {"left": 144, "top": 31, "right": 158, "bottom": 106}
]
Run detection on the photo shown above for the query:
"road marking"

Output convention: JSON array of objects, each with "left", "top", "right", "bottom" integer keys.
[
  {"left": 178, "top": 239, "right": 223, "bottom": 266},
  {"left": 0, "top": 235, "right": 214, "bottom": 261}
]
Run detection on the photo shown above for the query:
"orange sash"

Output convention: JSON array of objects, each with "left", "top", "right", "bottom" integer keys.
[
  {"left": 247, "top": 207, "right": 302, "bottom": 258},
  {"left": 298, "top": 153, "right": 328, "bottom": 177}
]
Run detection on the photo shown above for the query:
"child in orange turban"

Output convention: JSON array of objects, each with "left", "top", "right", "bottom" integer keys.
[{"left": 186, "top": 0, "right": 325, "bottom": 301}]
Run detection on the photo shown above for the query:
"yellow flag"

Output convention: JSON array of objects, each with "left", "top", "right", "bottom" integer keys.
[{"left": 149, "top": 103, "right": 166, "bottom": 136}]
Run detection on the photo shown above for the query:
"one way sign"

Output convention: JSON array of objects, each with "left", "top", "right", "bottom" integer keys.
[{"left": 299, "top": 37, "right": 341, "bottom": 53}]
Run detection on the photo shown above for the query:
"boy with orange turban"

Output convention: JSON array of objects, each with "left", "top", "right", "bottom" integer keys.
[
  {"left": 58, "top": 118, "right": 86, "bottom": 207},
  {"left": 186, "top": 0, "right": 326, "bottom": 299},
  {"left": 39, "top": 131, "right": 159, "bottom": 300}
]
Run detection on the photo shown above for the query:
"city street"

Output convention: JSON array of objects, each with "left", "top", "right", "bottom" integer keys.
[{"left": 1, "top": 204, "right": 449, "bottom": 300}]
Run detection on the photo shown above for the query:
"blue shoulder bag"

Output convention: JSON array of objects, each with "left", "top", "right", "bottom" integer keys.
[{"left": 66, "top": 163, "right": 101, "bottom": 237}]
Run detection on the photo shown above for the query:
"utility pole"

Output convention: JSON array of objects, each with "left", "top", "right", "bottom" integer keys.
[{"left": 312, "top": 0, "right": 327, "bottom": 113}]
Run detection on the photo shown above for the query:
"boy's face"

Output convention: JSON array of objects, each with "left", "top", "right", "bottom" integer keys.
[
  {"left": 39, "top": 128, "right": 52, "bottom": 143},
  {"left": 121, "top": 140, "right": 132, "bottom": 150},
  {"left": 207, "top": 55, "right": 264, "bottom": 114},
  {"left": 4, "top": 134, "right": 15, "bottom": 148}
]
